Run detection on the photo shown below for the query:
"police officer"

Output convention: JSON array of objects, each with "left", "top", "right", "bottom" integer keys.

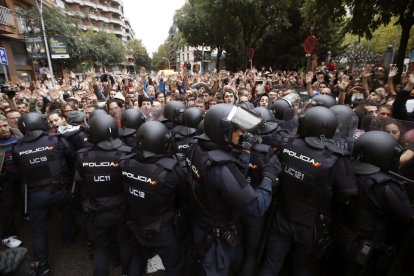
[
  {"left": 121, "top": 121, "right": 186, "bottom": 275},
  {"left": 186, "top": 104, "right": 282, "bottom": 275},
  {"left": 63, "top": 111, "right": 89, "bottom": 150},
  {"left": 75, "top": 114, "right": 132, "bottom": 276},
  {"left": 12, "top": 112, "right": 77, "bottom": 276},
  {"left": 260, "top": 106, "right": 357, "bottom": 276},
  {"left": 162, "top": 101, "right": 186, "bottom": 135},
  {"left": 253, "top": 106, "right": 291, "bottom": 152},
  {"left": 118, "top": 108, "right": 146, "bottom": 151},
  {"left": 331, "top": 130, "right": 414, "bottom": 276},
  {"left": 329, "top": 104, "right": 358, "bottom": 152},
  {"left": 173, "top": 107, "right": 204, "bottom": 156}
]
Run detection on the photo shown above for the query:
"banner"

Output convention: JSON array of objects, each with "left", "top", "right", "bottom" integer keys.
[
  {"left": 25, "top": 36, "right": 46, "bottom": 59},
  {"left": 49, "top": 36, "right": 70, "bottom": 59}
]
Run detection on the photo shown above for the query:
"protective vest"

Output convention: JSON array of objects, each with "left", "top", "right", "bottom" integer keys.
[
  {"left": 173, "top": 134, "right": 196, "bottom": 155},
  {"left": 344, "top": 172, "right": 411, "bottom": 241},
  {"left": 186, "top": 143, "right": 256, "bottom": 228},
  {"left": 121, "top": 157, "right": 177, "bottom": 231},
  {"left": 278, "top": 138, "right": 343, "bottom": 227},
  {"left": 13, "top": 135, "right": 68, "bottom": 190},
  {"left": 77, "top": 146, "right": 130, "bottom": 202},
  {"left": 121, "top": 134, "right": 137, "bottom": 151}
]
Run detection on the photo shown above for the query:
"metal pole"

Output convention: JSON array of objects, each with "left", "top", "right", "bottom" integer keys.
[
  {"left": 36, "top": 0, "right": 55, "bottom": 86},
  {"left": 3, "top": 65, "right": 8, "bottom": 81}
]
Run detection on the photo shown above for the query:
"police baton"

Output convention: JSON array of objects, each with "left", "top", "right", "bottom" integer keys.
[{"left": 24, "top": 184, "right": 29, "bottom": 221}]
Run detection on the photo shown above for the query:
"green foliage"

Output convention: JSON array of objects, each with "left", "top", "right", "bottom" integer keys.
[
  {"left": 21, "top": 6, "right": 127, "bottom": 70},
  {"left": 343, "top": 18, "right": 414, "bottom": 55},
  {"left": 80, "top": 31, "right": 126, "bottom": 66},
  {"left": 127, "top": 39, "right": 151, "bottom": 69},
  {"left": 152, "top": 41, "right": 171, "bottom": 70}
]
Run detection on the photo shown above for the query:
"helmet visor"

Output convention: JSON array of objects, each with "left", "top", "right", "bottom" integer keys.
[{"left": 227, "top": 105, "right": 263, "bottom": 132}]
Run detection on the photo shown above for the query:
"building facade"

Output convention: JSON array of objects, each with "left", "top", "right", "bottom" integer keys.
[
  {"left": 176, "top": 45, "right": 225, "bottom": 73},
  {"left": 0, "top": 0, "right": 43, "bottom": 83}
]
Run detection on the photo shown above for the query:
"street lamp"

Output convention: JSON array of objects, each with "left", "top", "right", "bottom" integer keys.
[{"left": 162, "top": 57, "right": 170, "bottom": 69}]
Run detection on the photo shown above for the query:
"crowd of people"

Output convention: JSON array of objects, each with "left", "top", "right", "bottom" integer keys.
[{"left": 0, "top": 62, "right": 414, "bottom": 276}]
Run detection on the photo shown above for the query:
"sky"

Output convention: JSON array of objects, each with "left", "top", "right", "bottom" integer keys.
[{"left": 123, "top": 0, "right": 186, "bottom": 56}]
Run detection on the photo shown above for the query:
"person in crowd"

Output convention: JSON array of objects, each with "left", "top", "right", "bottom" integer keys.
[{"left": 0, "top": 115, "right": 22, "bottom": 249}]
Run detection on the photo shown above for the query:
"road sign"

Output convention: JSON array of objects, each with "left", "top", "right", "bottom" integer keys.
[
  {"left": 247, "top": 48, "right": 255, "bottom": 60},
  {"left": 303, "top": 35, "right": 317, "bottom": 54},
  {"left": 0, "top": 47, "right": 8, "bottom": 65},
  {"left": 49, "top": 36, "right": 70, "bottom": 59}
]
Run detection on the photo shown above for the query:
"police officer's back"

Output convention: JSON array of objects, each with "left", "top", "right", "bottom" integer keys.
[
  {"left": 12, "top": 112, "right": 76, "bottom": 276},
  {"left": 332, "top": 131, "right": 414, "bottom": 276},
  {"left": 75, "top": 114, "right": 132, "bottom": 276},
  {"left": 186, "top": 104, "right": 281, "bottom": 275},
  {"left": 121, "top": 121, "right": 186, "bottom": 276},
  {"left": 260, "top": 106, "right": 357, "bottom": 276}
]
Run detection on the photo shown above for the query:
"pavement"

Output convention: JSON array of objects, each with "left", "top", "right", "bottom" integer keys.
[{"left": 1, "top": 208, "right": 165, "bottom": 276}]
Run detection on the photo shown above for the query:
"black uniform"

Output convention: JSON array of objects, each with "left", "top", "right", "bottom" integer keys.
[
  {"left": 12, "top": 132, "right": 76, "bottom": 273},
  {"left": 121, "top": 153, "right": 187, "bottom": 275},
  {"left": 332, "top": 168, "right": 414, "bottom": 276},
  {"left": 75, "top": 143, "right": 133, "bottom": 276},
  {"left": 260, "top": 138, "right": 357, "bottom": 276}
]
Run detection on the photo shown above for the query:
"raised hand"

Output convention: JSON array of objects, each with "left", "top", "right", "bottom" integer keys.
[{"left": 388, "top": 66, "right": 398, "bottom": 78}]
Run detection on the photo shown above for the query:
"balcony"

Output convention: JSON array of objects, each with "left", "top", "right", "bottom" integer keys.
[
  {"left": 110, "top": 16, "right": 122, "bottom": 25},
  {"left": 0, "top": 6, "right": 24, "bottom": 35}
]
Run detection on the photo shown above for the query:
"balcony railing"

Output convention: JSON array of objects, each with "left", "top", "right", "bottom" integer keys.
[{"left": 0, "top": 6, "right": 15, "bottom": 27}]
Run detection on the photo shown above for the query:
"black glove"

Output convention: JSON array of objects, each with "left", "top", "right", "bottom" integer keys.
[
  {"left": 241, "top": 132, "right": 262, "bottom": 150},
  {"left": 262, "top": 154, "right": 282, "bottom": 182}
]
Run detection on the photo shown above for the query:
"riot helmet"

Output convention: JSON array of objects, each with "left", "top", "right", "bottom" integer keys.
[
  {"left": 307, "top": 95, "right": 336, "bottom": 108},
  {"left": 163, "top": 101, "right": 186, "bottom": 123},
  {"left": 179, "top": 107, "right": 205, "bottom": 136},
  {"left": 119, "top": 108, "right": 146, "bottom": 136},
  {"left": 18, "top": 112, "right": 49, "bottom": 140},
  {"left": 183, "top": 107, "right": 205, "bottom": 129},
  {"left": 136, "top": 121, "right": 172, "bottom": 157},
  {"left": 88, "top": 114, "right": 118, "bottom": 143},
  {"left": 89, "top": 109, "right": 107, "bottom": 119},
  {"left": 297, "top": 106, "right": 338, "bottom": 139},
  {"left": 203, "top": 104, "right": 263, "bottom": 147},
  {"left": 353, "top": 130, "right": 403, "bottom": 171},
  {"left": 269, "top": 99, "right": 293, "bottom": 120},
  {"left": 253, "top": 106, "right": 278, "bottom": 134},
  {"left": 329, "top": 105, "right": 358, "bottom": 138}
]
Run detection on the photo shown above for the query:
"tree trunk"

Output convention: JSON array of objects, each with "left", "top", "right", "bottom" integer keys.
[
  {"left": 216, "top": 48, "right": 222, "bottom": 70},
  {"left": 394, "top": 22, "right": 413, "bottom": 83}
]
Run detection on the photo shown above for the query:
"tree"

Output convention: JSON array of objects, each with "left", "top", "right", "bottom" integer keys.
[
  {"left": 303, "top": 0, "right": 414, "bottom": 80},
  {"left": 20, "top": 5, "right": 85, "bottom": 73},
  {"left": 127, "top": 39, "right": 151, "bottom": 69},
  {"left": 81, "top": 31, "right": 126, "bottom": 67}
]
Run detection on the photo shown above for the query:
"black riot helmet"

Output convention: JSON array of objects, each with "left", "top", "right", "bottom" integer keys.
[
  {"left": 308, "top": 95, "right": 336, "bottom": 108},
  {"left": 88, "top": 114, "right": 118, "bottom": 143},
  {"left": 183, "top": 107, "right": 204, "bottom": 129},
  {"left": 163, "top": 101, "right": 186, "bottom": 123},
  {"left": 353, "top": 131, "right": 403, "bottom": 171},
  {"left": 18, "top": 112, "right": 48, "bottom": 140},
  {"left": 253, "top": 106, "right": 278, "bottom": 134},
  {"left": 297, "top": 106, "right": 338, "bottom": 139},
  {"left": 269, "top": 99, "right": 293, "bottom": 120},
  {"left": 203, "top": 103, "right": 263, "bottom": 147},
  {"left": 136, "top": 121, "right": 172, "bottom": 157},
  {"left": 89, "top": 109, "right": 107, "bottom": 119},
  {"left": 119, "top": 108, "right": 146, "bottom": 136},
  {"left": 179, "top": 107, "right": 205, "bottom": 136}
]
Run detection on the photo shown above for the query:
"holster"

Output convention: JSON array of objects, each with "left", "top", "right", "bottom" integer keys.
[{"left": 314, "top": 213, "right": 333, "bottom": 259}]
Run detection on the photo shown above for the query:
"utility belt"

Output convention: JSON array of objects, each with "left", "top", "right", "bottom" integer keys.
[
  {"left": 206, "top": 224, "right": 239, "bottom": 248},
  {"left": 355, "top": 239, "right": 396, "bottom": 266}
]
